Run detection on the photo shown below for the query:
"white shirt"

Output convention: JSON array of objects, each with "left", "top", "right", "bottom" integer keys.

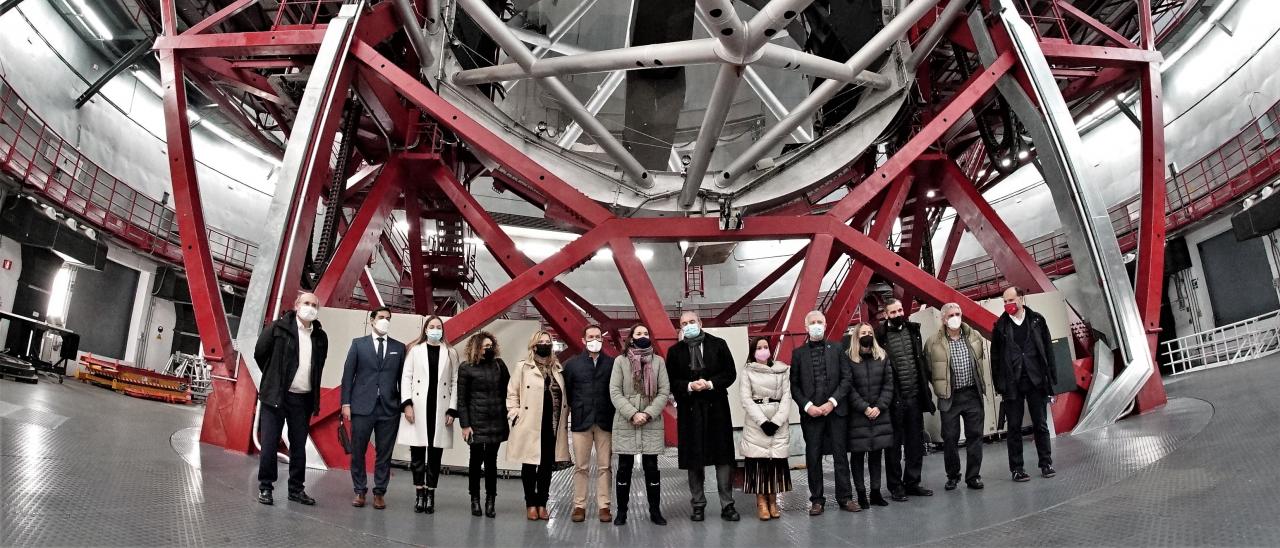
[
  {"left": 289, "top": 318, "right": 314, "bottom": 394},
  {"left": 1011, "top": 312, "right": 1025, "bottom": 326}
]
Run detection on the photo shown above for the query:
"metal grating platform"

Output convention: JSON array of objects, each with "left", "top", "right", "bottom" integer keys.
[{"left": 4, "top": 354, "right": 1278, "bottom": 546}]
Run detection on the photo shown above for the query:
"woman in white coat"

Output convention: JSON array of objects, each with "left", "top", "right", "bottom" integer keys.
[
  {"left": 398, "top": 315, "right": 459, "bottom": 514},
  {"left": 739, "top": 336, "right": 793, "bottom": 521}
]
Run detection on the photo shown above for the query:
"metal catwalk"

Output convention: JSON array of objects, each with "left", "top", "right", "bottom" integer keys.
[{"left": 6, "top": 355, "right": 1278, "bottom": 546}]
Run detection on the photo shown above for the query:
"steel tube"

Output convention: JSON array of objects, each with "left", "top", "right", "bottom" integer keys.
[
  {"left": 698, "top": 0, "right": 748, "bottom": 60},
  {"left": 717, "top": 0, "right": 938, "bottom": 187},
  {"left": 742, "top": 66, "right": 812, "bottom": 143},
  {"left": 531, "top": 0, "right": 601, "bottom": 58},
  {"left": 743, "top": 0, "right": 814, "bottom": 53},
  {"left": 453, "top": 39, "right": 721, "bottom": 85},
  {"left": 680, "top": 64, "right": 743, "bottom": 208},
  {"left": 557, "top": 70, "right": 626, "bottom": 148},
  {"left": 756, "top": 43, "right": 890, "bottom": 89},
  {"left": 906, "top": 0, "right": 967, "bottom": 68}
]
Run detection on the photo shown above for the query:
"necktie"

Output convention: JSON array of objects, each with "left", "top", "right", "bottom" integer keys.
[{"left": 376, "top": 337, "right": 385, "bottom": 360}]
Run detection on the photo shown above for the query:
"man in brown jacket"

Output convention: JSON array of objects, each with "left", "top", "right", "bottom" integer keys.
[{"left": 924, "top": 303, "right": 989, "bottom": 492}]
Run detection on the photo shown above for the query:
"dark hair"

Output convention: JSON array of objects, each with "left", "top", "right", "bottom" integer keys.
[
  {"left": 464, "top": 331, "right": 499, "bottom": 365},
  {"left": 368, "top": 306, "right": 392, "bottom": 319},
  {"left": 409, "top": 315, "right": 445, "bottom": 348},
  {"left": 627, "top": 323, "right": 649, "bottom": 346},
  {"left": 583, "top": 324, "right": 603, "bottom": 338},
  {"left": 1005, "top": 286, "right": 1028, "bottom": 297},
  {"left": 883, "top": 298, "right": 902, "bottom": 309},
  {"left": 748, "top": 336, "right": 773, "bottom": 365}
]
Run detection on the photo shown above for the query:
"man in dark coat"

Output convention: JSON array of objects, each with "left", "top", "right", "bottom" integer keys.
[
  {"left": 562, "top": 324, "right": 616, "bottom": 523},
  {"left": 992, "top": 287, "right": 1058, "bottom": 482},
  {"left": 791, "top": 310, "right": 857, "bottom": 515},
  {"left": 340, "top": 306, "right": 406, "bottom": 509},
  {"left": 875, "top": 298, "right": 937, "bottom": 502},
  {"left": 667, "top": 311, "right": 740, "bottom": 522},
  {"left": 254, "top": 292, "right": 328, "bottom": 506}
]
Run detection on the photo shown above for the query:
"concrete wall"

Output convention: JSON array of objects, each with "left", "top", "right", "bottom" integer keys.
[{"left": 0, "top": 236, "right": 21, "bottom": 345}]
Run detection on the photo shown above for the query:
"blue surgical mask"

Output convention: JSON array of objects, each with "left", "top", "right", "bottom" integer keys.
[
  {"left": 426, "top": 328, "right": 443, "bottom": 343},
  {"left": 682, "top": 323, "right": 701, "bottom": 339}
]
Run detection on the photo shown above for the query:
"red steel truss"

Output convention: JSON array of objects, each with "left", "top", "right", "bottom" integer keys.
[{"left": 148, "top": 0, "right": 1187, "bottom": 466}]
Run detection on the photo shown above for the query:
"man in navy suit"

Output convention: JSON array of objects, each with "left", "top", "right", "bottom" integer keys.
[{"left": 341, "top": 306, "right": 406, "bottom": 509}]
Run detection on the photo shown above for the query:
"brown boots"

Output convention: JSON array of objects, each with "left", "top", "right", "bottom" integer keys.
[
  {"left": 768, "top": 494, "right": 781, "bottom": 518},
  {"left": 756, "top": 494, "right": 782, "bottom": 520}
]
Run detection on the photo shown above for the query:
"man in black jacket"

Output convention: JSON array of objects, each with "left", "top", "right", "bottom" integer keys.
[
  {"left": 562, "top": 324, "right": 616, "bottom": 523},
  {"left": 992, "top": 287, "right": 1058, "bottom": 482},
  {"left": 667, "top": 311, "right": 740, "bottom": 522},
  {"left": 791, "top": 310, "right": 857, "bottom": 515},
  {"left": 875, "top": 299, "right": 937, "bottom": 502},
  {"left": 254, "top": 292, "right": 328, "bottom": 506},
  {"left": 340, "top": 306, "right": 405, "bottom": 509}
]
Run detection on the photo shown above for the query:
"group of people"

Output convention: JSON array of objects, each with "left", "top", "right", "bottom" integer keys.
[{"left": 250, "top": 287, "right": 1061, "bottom": 525}]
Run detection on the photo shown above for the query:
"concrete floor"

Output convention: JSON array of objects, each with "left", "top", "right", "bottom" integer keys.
[{"left": 3, "top": 354, "right": 1276, "bottom": 546}]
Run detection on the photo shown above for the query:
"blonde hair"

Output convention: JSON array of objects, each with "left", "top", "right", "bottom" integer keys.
[
  {"left": 847, "top": 322, "right": 886, "bottom": 362},
  {"left": 523, "top": 330, "right": 559, "bottom": 368}
]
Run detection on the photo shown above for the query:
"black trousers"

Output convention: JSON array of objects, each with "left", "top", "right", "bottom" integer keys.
[
  {"left": 1004, "top": 376, "right": 1054, "bottom": 472},
  {"left": 522, "top": 402, "right": 557, "bottom": 506},
  {"left": 410, "top": 446, "right": 444, "bottom": 489},
  {"left": 350, "top": 403, "right": 400, "bottom": 495},
  {"left": 940, "top": 386, "right": 985, "bottom": 482},
  {"left": 800, "top": 414, "right": 852, "bottom": 504},
  {"left": 468, "top": 442, "right": 501, "bottom": 496},
  {"left": 851, "top": 449, "right": 884, "bottom": 491},
  {"left": 616, "top": 453, "right": 660, "bottom": 504},
  {"left": 257, "top": 392, "right": 312, "bottom": 493},
  {"left": 885, "top": 397, "right": 927, "bottom": 493}
]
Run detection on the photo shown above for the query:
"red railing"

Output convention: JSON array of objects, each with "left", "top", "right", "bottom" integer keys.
[
  {"left": 947, "top": 98, "right": 1280, "bottom": 299},
  {"left": 0, "top": 76, "right": 257, "bottom": 285}
]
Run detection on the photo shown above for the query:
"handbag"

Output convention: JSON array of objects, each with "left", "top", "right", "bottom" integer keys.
[{"left": 338, "top": 415, "right": 352, "bottom": 454}]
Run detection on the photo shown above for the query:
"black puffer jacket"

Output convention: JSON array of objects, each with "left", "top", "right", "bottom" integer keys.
[
  {"left": 456, "top": 357, "right": 512, "bottom": 444},
  {"left": 254, "top": 310, "right": 328, "bottom": 415},
  {"left": 846, "top": 354, "right": 895, "bottom": 453}
]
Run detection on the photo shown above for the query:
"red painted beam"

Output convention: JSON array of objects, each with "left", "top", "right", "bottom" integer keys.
[
  {"left": 711, "top": 244, "right": 808, "bottom": 326},
  {"left": 404, "top": 176, "right": 435, "bottom": 316},
  {"left": 313, "top": 160, "right": 402, "bottom": 306},
  {"left": 1039, "top": 42, "right": 1161, "bottom": 67},
  {"left": 154, "top": 29, "right": 328, "bottom": 57},
  {"left": 181, "top": 0, "right": 256, "bottom": 36},
  {"left": 777, "top": 233, "right": 835, "bottom": 359},
  {"left": 936, "top": 217, "right": 966, "bottom": 282},
  {"left": 1133, "top": 0, "right": 1169, "bottom": 412},
  {"left": 187, "top": 71, "right": 284, "bottom": 156},
  {"left": 610, "top": 237, "right": 680, "bottom": 353},
  {"left": 825, "top": 174, "right": 914, "bottom": 335},
  {"left": 827, "top": 51, "right": 1015, "bottom": 222},
  {"left": 158, "top": 0, "right": 252, "bottom": 453},
  {"left": 937, "top": 160, "right": 1055, "bottom": 292},
  {"left": 190, "top": 57, "right": 287, "bottom": 107},
  {"left": 1054, "top": 0, "right": 1138, "bottom": 49}
]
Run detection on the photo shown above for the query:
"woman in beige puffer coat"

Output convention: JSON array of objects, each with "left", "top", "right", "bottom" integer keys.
[{"left": 739, "top": 336, "right": 794, "bottom": 521}]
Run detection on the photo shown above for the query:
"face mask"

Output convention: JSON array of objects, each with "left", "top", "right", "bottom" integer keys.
[
  {"left": 296, "top": 305, "right": 318, "bottom": 322},
  {"left": 807, "top": 323, "right": 825, "bottom": 340},
  {"left": 859, "top": 335, "right": 875, "bottom": 348},
  {"left": 682, "top": 323, "right": 701, "bottom": 339},
  {"left": 373, "top": 318, "right": 390, "bottom": 334},
  {"left": 585, "top": 340, "right": 603, "bottom": 353},
  {"left": 1004, "top": 302, "right": 1019, "bottom": 315},
  {"left": 632, "top": 337, "right": 652, "bottom": 349},
  {"left": 426, "top": 328, "right": 443, "bottom": 343},
  {"left": 946, "top": 316, "right": 962, "bottom": 330},
  {"left": 483, "top": 348, "right": 496, "bottom": 361},
  {"left": 534, "top": 343, "right": 553, "bottom": 358},
  {"left": 754, "top": 348, "right": 771, "bottom": 363},
  {"left": 888, "top": 316, "right": 905, "bottom": 328}
]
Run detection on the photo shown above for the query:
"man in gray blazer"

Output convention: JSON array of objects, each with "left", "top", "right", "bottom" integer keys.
[{"left": 340, "top": 307, "right": 406, "bottom": 509}]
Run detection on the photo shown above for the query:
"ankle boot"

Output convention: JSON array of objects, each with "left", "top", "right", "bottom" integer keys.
[
  {"left": 646, "top": 481, "right": 667, "bottom": 526},
  {"left": 484, "top": 495, "right": 496, "bottom": 518},
  {"left": 869, "top": 490, "right": 889, "bottom": 507},
  {"left": 424, "top": 489, "right": 436, "bottom": 514},
  {"left": 614, "top": 479, "right": 630, "bottom": 526},
  {"left": 756, "top": 495, "right": 771, "bottom": 521},
  {"left": 856, "top": 488, "right": 870, "bottom": 510},
  {"left": 768, "top": 493, "right": 781, "bottom": 518},
  {"left": 470, "top": 495, "right": 482, "bottom": 516},
  {"left": 414, "top": 488, "right": 428, "bottom": 513}
]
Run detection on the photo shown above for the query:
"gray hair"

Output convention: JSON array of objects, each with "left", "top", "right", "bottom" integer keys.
[
  {"left": 940, "top": 302, "right": 962, "bottom": 315},
  {"left": 804, "top": 310, "right": 825, "bottom": 323}
]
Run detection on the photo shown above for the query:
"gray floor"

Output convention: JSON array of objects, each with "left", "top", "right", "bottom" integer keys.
[{"left": 2, "top": 354, "right": 1276, "bottom": 547}]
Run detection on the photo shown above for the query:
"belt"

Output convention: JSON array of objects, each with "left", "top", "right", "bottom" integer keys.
[{"left": 752, "top": 398, "right": 782, "bottom": 404}]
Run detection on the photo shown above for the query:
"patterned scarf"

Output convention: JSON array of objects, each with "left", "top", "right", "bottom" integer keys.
[
  {"left": 684, "top": 331, "right": 706, "bottom": 372},
  {"left": 627, "top": 345, "right": 657, "bottom": 398}
]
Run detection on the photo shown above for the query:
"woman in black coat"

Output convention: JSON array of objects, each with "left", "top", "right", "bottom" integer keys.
[
  {"left": 846, "top": 322, "right": 895, "bottom": 509},
  {"left": 456, "top": 331, "right": 511, "bottom": 518}
]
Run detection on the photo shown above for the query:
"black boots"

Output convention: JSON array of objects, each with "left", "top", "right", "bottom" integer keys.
[
  {"left": 646, "top": 481, "right": 666, "bottom": 525},
  {"left": 471, "top": 495, "right": 483, "bottom": 516},
  {"left": 424, "top": 489, "right": 436, "bottom": 514},
  {"left": 414, "top": 488, "right": 428, "bottom": 513},
  {"left": 869, "top": 490, "right": 889, "bottom": 507},
  {"left": 856, "top": 488, "right": 870, "bottom": 509},
  {"left": 614, "top": 479, "right": 630, "bottom": 526},
  {"left": 485, "top": 495, "right": 496, "bottom": 518}
]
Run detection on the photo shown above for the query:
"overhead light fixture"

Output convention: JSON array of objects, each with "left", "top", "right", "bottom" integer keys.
[
  {"left": 47, "top": 267, "right": 73, "bottom": 320},
  {"left": 1017, "top": 149, "right": 1030, "bottom": 160},
  {"left": 999, "top": 157, "right": 1013, "bottom": 168},
  {"left": 977, "top": 169, "right": 988, "bottom": 177},
  {"left": 679, "top": 240, "right": 690, "bottom": 252},
  {"left": 925, "top": 189, "right": 937, "bottom": 198},
  {"left": 69, "top": 0, "right": 114, "bottom": 40}
]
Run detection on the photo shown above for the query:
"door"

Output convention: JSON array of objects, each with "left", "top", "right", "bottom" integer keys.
[{"left": 1197, "top": 230, "right": 1280, "bottom": 326}]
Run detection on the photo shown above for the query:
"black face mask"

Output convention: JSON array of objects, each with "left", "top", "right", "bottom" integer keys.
[
  {"left": 483, "top": 348, "right": 495, "bottom": 361},
  {"left": 859, "top": 335, "right": 875, "bottom": 348},
  {"left": 888, "top": 316, "right": 905, "bottom": 328},
  {"left": 534, "top": 344, "right": 553, "bottom": 358},
  {"left": 632, "top": 337, "right": 652, "bottom": 349}
]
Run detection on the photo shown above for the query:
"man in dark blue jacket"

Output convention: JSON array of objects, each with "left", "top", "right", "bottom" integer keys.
[
  {"left": 562, "top": 324, "right": 616, "bottom": 523},
  {"left": 340, "top": 306, "right": 406, "bottom": 509},
  {"left": 254, "top": 292, "right": 328, "bottom": 506}
]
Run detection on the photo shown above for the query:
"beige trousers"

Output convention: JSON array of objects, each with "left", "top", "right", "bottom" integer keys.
[{"left": 571, "top": 425, "right": 612, "bottom": 508}]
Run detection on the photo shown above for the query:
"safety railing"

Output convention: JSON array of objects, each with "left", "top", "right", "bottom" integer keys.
[
  {"left": 1161, "top": 309, "right": 1280, "bottom": 375},
  {"left": 271, "top": 0, "right": 348, "bottom": 29},
  {"left": 0, "top": 76, "right": 257, "bottom": 285},
  {"left": 947, "top": 97, "right": 1280, "bottom": 299}
]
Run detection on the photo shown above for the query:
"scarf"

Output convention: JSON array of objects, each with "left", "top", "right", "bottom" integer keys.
[
  {"left": 627, "top": 345, "right": 657, "bottom": 398},
  {"left": 533, "top": 354, "right": 556, "bottom": 379},
  {"left": 684, "top": 331, "right": 706, "bottom": 372}
]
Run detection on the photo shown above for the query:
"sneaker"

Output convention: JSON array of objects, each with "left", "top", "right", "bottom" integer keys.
[
  {"left": 944, "top": 478, "right": 959, "bottom": 491},
  {"left": 1012, "top": 470, "right": 1031, "bottom": 482},
  {"left": 257, "top": 489, "right": 273, "bottom": 505},
  {"left": 288, "top": 491, "right": 316, "bottom": 505},
  {"left": 1041, "top": 466, "right": 1057, "bottom": 478}
]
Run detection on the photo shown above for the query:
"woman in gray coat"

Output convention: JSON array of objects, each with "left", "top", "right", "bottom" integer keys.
[
  {"left": 609, "top": 323, "right": 671, "bottom": 526},
  {"left": 847, "top": 322, "right": 896, "bottom": 509}
]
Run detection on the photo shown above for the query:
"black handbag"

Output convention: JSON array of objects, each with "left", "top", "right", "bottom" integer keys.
[{"left": 338, "top": 415, "right": 352, "bottom": 454}]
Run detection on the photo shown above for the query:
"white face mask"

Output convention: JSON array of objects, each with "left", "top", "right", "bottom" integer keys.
[
  {"left": 807, "top": 323, "right": 825, "bottom": 340},
  {"left": 585, "top": 340, "right": 603, "bottom": 353},
  {"left": 373, "top": 318, "right": 390, "bottom": 335},
  {"left": 297, "top": 305, "right": 318, "bottom": 322},
  {"left": 946, "top": 316, "right": 962, "bottom": 330},
  {"left": 426, "top": 328, "right": 444, "bottom": 343}
]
